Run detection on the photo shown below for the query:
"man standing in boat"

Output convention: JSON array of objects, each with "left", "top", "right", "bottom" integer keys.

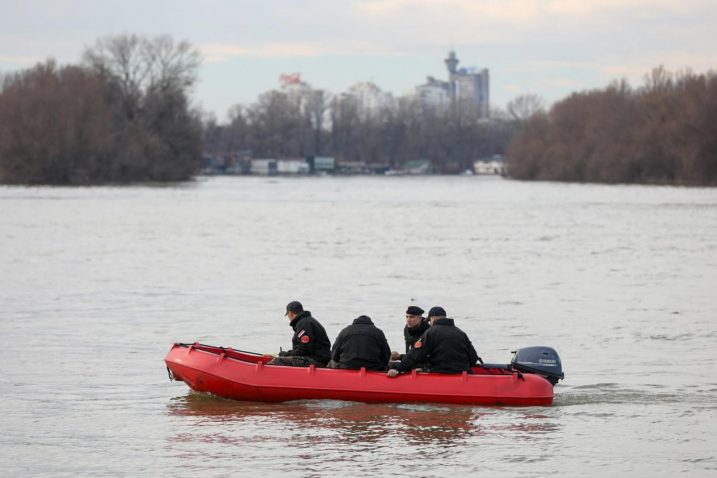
[
  {"left": 387, "top": 306, "right": 480, "bottom": 376},
  {"left": 267, "top": 301, "right": 332, "bottom": 367},
  {"left": 390, "top": 305, "right": 430, "bottom": 362},
  {"left": 328, "top": 315, "right": 391, "bottom": 370}
]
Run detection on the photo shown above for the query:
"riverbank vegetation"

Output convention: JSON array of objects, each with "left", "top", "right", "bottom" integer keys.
[
  {"left": 0, "top": 34, "right": 202, "bottom": 185},
  {"left": 2, "top": 37, "right": 715, "bottom": 186},
  {"left": 203, "top": 92, "right": 519, "bottom": 174},
  {"left": 506, "top": 67, "right": 717, "bottom": 186}
]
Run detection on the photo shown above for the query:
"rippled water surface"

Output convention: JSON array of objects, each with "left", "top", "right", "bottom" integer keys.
[{"left": 1, "top": 176, "right": 716, "bottom": 477}]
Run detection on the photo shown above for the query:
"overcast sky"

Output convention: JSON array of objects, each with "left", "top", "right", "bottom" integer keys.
[{"left": 2, "top": 0, "right": 716, "bottom": 121}]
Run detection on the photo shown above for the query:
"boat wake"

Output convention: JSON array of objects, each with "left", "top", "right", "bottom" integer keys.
[{"left": 553, "top": 383, "right": 700, "bottom": 407}]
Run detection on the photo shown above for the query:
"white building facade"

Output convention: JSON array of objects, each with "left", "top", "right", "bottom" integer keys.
[{"left": 344, "top": 82, "right": 395, "bottom": 118}]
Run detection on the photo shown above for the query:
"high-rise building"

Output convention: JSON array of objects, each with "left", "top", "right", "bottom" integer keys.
[
  {"left": 415, "top": 76, "right": 451, "bottom": 107},
  {"left": 416, "top": 50, "right": 490, "bottom": 117},
  {"left": 343, "top": 82, "right": 395, "bottom": 118}
]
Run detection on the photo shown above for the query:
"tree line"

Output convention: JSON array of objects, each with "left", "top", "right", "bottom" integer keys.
[
  {"left": 0, "top": 34, "right": 202, "bottom": 184},
  {"left": 506, "top": 67, "right": 717, "bottom": 185},
  {"left": 2, "top": 34, "right": 716, "bottom": 186},
  {"left": 203, "top": 89, "right": 523, "bottom": 174}
]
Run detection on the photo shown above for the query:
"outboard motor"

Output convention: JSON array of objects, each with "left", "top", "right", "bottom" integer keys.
[{"left": 511, "top": 346, "right": 564, "bottom": 385}]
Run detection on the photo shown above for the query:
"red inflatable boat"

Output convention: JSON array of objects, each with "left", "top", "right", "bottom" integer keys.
[{"left": 165, "top": 343, "right": 563, "bottom": 406}]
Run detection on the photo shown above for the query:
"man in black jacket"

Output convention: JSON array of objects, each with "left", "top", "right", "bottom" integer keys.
[
  {"left": 390, "top": 305, "right": 430, "bottom": 361},
  {"left": 267, "top": 301, "right": 332, "bottom": 367},
  {"left": 387, "top": 306, "right": 479, "bottom": 376},
  {"left": 328, "top": 315, "right": 391, "bottom": 370}
]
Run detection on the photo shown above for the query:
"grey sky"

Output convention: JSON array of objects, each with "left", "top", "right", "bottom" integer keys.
[{"left": 2, "top": 0, "right": 716, "bottom": 121}]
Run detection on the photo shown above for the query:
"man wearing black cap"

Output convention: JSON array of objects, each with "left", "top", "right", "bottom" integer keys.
[
  {"left": 328, "top": 315, "right": 391, "bottom": 370},
  {"left": 387, "top": 306, "right": 480, "bottom": 376},
  {"left": 390, "top": 305, "right": 430, "bottom": 362},
  {"left": 267, "top": 301, "right": 332, "bottom": 367}
]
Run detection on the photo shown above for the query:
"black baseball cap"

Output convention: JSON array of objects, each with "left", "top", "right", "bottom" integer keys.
[
  {"left": 427, "top": 306, "right": 446, "bottom": 318},
  {"left": 285, "top": 301, "right": 303, "bottom": 315}
]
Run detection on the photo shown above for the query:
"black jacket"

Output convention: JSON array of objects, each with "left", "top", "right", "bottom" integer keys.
[
  {"left": 403, "top": 318, "right": 431, "bottom": 354},
  {"left": 331, "top": 316, "right": 391, "bottom": 370},
  {"left": 279, "top": 311, "right": 332, "bottom": 365},
  {"left": 396, "top": 318, "right": 478, "bottom": 374}
]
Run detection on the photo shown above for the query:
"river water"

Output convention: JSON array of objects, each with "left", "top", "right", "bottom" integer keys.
[{"left": 1, "top": 176, "right": 715, "bottom": 477}]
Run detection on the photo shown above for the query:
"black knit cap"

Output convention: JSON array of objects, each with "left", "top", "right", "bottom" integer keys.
[
  {"left": 406, "top": 306, "right": 424, "bottom": 316},
  {"left": 285, "top": 300, "right": 303, "bottom": 315},
  {"left": 427, "top": 306, "right": 446, "bottom": 318}
]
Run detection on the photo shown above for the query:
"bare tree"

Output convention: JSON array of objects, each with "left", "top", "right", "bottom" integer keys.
[
  {"left": 246, "top": 90, "right": 304, "bottom": 157},
  {"left": 84, "top": 33, "right": 200, "bottom": 93},
  {"left": 304, "top": 89, "right": 330, "bottom": 155},
  {"left": 83, "top": 34, "right": 201, "bottom": 115},
  {"left": 0, "top": 61, "right": 114, "bottom": 184},
  {"left": 506, "top": 94, "right": 545, "bottom": 122},
  {"left": 83, "top": 34, "right": 147, "bottom": 115},
  {"left": 506, "top": 67, "right": 717, "bottom": 185},
  {"left": 642, "top": 65, "right": 673, "bottom": 94},
  {"left": 142, "top": 35, "right": 201, "bottom": 94}
]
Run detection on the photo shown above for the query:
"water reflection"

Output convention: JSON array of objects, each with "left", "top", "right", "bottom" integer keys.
[
  {"left": 168, "top": 392, "right": 478, "bottom": 445},
  {"left": 167, "top": 391, "right": 560, "bottom": 447}
]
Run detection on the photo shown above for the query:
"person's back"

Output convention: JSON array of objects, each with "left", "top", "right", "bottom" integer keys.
[
  {"left": 389, "top": 307, "right": 479, "bottom": 376},
  {"left": 330, "top": 315, "right": 390, "bottom": 371},
  {"left": 413, "top": 318, "right": 477, "bottom": 373}
]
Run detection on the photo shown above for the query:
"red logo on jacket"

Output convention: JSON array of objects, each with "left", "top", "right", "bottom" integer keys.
[
  {"left": 301, "top": 335, "right": 310, "bottom": 343},
  {"left": 414, "top": 340, "right": 422, "bottom": 349}
]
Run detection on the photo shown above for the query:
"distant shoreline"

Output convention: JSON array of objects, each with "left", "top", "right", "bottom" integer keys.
[{"left": 3, "top": 173, "right": 714, "bottom": 189}]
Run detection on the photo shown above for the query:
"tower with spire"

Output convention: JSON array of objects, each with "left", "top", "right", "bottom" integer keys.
[
  {"left": 444, "top": 50, "right": 459, "bottom": 75},
  {"left": 416, "top": 49, "right": 490, "bottom": 117}
]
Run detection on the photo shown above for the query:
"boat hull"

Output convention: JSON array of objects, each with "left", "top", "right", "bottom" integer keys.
[{"left": 165, "top": 343, "right": 554, "bottom": 406}]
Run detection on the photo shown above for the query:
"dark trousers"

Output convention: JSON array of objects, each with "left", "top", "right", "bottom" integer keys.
[
  {"left": 267, "top": 356, "right": 324, "bottom": 367},
  {"left": 328, "top": 360, "right": 387, "bottom": 371}
]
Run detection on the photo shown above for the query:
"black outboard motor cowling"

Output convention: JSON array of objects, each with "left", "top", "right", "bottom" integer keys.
[{"left": 511, "top": 346, "right": 564, "bottom": 385}]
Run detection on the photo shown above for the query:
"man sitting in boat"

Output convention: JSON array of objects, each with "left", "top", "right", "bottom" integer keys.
[
  {"left": 387, "top": 306, "right": 479, "bottom": 377},
  {"left": 327, "top": 315, "right": 391, "bottom": 371},
  {"left": 267, "top": 301, "right": 332, "bottom": 367},
  {"left": 390, "top": 305, "right": 430, "bottom": 362}
]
